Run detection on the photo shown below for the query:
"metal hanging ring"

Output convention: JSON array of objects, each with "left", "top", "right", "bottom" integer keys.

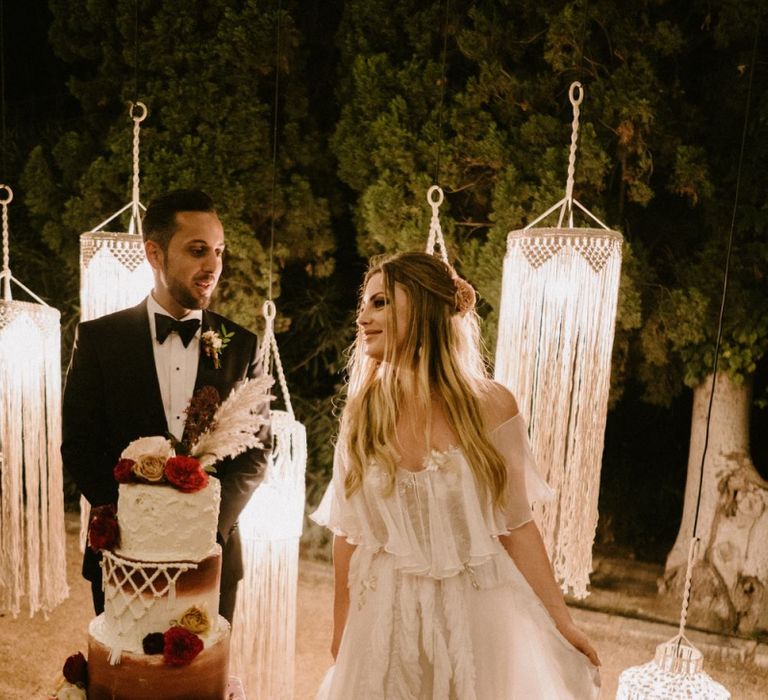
[
  {"left": 568, "top": 82, "right": 584, "bottom": 107},
  {"left": 427, "top": 185, "right": 444, "bottom": 207},
  {"left": 0, "top": 184, "right": 13, "bottom": 204},
  {"left": 129, "top": 101, "right": 148, "bottom": 122},
  {"left": 262, "top": 299, "right": 277, "bottom": 321}
]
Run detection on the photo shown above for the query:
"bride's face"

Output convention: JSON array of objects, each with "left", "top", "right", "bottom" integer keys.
[{"left": 357, "top": 272, "right": 410, "bottom": 362}]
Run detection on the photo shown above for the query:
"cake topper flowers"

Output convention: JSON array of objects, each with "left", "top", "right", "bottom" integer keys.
[
  {"left": 94, "top": 377, "right": 273, "bottom": 553},
  {"left": 111, "top": 376, "right": 273, "bottom": 491}
]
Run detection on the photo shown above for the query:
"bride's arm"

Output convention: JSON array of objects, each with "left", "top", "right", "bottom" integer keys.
[
  {"left": 499, "top": 521, "right": 601, "bottom": 666},
  {"left": 331, "top": 535, "right": 357, "bottom": 659}
]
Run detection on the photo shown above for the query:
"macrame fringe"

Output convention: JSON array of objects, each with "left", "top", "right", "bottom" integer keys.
[
  {"left": 79, "top": 236, "right": 153, "bottom": 322},
  {"left": 230, "top": 410, "right": 306, "bottom": 699},
  {"left": 495, "top": 228, "right": 622, "bottom": 598},
  {"left": 0, "top": 301, "right": 68, "bottom": 617}
]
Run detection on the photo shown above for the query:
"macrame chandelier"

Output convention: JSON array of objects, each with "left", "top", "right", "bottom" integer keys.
[
  {"left": 79, "top": 101, "right": 153, "bottom": 322},
  {"left": 494, "top": 83, "right": 623, "bottom": 598},
  {"left": 230, "top": 300, "right": 307, "bottom": 700},
  {"left": 0, "top": 184, "right": 68, "bottom": 617},
  {"left": 79, "top": 102, "right": 154, "bottom": 549},
  {"left": 616, "top": 538, "right": 730, "bottom": 698}
]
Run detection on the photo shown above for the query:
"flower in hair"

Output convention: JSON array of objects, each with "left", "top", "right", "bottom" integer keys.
[{"left": 453, "top": 276, "right": 476, "bottom": 315}]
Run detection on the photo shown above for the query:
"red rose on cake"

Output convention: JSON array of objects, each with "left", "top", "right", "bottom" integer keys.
[
  {"left": 87, "top": 505, "right": 119, "bottom": 551},
  {"left": 164, "top": 455, "right": 209, "bottom": 493},
  {"left": 62, "top": 651, "right": 88, "bottom": 685},
  {"left": 163, "top": 626, "right": 204, "bottom": 666},
  {"left": 113, "top": 458, "right": 136, "bottom": 483}
]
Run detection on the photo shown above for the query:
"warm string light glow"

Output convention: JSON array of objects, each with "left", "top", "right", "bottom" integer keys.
[{"left": 229, "top": 301, "right": 307, "bottom": 700}]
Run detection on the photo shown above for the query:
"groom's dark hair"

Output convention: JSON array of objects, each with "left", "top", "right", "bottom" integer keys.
[{"left": 143, "top": 189, "right": 216, "bottom": 251}]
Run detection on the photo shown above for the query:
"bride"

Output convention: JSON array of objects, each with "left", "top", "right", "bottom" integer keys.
[{"left": 312, "top": 251, "right": 600, "bottom": 698}]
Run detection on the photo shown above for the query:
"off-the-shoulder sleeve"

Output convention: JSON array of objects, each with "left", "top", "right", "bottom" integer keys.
[
  {"left": 489, "top": 414, "right": 554, "bottom": 530},
  {"left": 310, "top": 442, "right": 365, "bottom": 540}
]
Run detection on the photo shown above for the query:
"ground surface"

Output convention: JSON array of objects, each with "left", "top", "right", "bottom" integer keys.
[{"left": 3, "top": 515, "right": 767, "bottom": 699}]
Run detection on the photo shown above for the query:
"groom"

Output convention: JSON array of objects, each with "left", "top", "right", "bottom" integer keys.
[{"left": 62, "top": 189, "right": 270, "bottom": 623}]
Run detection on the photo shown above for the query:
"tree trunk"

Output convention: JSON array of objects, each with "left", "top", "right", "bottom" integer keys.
[{"left": 660, "top": 372, "right": 768, "bottom": 634}]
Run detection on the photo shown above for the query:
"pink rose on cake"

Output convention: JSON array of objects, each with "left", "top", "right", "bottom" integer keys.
[
  {"left": 121, "top": 435, "right": 174, "bottom": 462},
  {"left": 163, "top": 625, "right": 204, "bottom": 666}
]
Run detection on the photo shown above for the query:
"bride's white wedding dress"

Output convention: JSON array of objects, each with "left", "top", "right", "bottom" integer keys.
[{"left": 312, "top": 414, "right": 601, "bottom": 699}]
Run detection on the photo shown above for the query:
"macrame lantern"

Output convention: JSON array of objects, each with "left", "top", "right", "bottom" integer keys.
[
  {"left": 230, "top": 301, "right": 307, "bottom": 700},
  {"left": 79, "top": 102, "right": 154, "bottom": 548},
  {"left": 79, "top": 102, "right": 153, "bottom": 322},
  {"left": 0, "top": 184, "right": 68, "bottom": 617},
  {"left": 494, "top": 83, "right": 623, "bottom": 597},
  {"left": 616, "top": 540, "right": 730, "bottom": 698}
]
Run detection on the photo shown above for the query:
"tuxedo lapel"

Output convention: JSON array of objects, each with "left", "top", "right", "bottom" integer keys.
[{"left": 119, "top": 300, "right": 168, "bottom": 434}]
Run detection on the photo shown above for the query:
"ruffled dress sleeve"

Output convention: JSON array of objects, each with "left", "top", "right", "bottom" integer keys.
[
  {"left": 489, "top": 413, "right": 554, "bottom": 530},
  {"left": 310, "top": 442, "right": 368, "bottom": 543}
]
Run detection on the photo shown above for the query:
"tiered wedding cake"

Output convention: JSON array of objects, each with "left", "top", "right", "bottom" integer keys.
[
  {"left": 54, "top": 378, "right": 272, "bottom": 700},
  {"left": 86, "top": 480, "right": 230, "bottom": 700}
]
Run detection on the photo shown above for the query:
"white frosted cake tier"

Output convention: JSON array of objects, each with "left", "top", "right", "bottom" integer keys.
[
  {"left": 101, "top": 545, "right": 222, "bottom": 654},
  {"left": 115, "top": 479, "right": 221, "bottom": 562}
]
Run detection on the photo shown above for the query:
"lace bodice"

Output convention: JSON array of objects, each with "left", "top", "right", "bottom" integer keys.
[{"left": 312, "top": 414, "right": 553, "bottom": 580}]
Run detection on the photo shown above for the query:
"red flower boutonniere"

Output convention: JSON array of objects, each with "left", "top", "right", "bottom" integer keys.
[{"left": 201, "top": 324, "right": 233, "bottom": 369}]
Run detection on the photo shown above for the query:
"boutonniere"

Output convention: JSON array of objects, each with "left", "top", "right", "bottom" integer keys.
[{"left": 201, "top": 324, "right": 234, "bottom": 369}]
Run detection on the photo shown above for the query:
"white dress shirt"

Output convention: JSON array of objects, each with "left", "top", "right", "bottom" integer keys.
[{"left": 146, "top": 294, "right": 202, "bottom": 441}]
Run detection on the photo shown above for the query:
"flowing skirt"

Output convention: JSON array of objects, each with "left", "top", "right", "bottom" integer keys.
[{"left": 316, "top": 546, "right": 600, "bottom": 700}]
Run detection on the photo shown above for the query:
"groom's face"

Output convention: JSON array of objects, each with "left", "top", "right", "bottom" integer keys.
[{"left": 146, "top": 210, "right": 225, "bottom": 316}]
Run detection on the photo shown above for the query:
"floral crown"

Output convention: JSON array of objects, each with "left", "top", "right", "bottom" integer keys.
[{"left": 452, "top": 275, "right": 476, "bottom": 316}]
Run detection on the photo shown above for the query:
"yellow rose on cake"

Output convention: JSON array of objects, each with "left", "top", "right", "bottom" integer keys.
[{"left": 178, "top": 604, "right": 211, "bottom": 635}]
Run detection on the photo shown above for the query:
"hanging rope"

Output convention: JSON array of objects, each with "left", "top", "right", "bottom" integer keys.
[
  {"left": 260, "top": 299, "right": 293, "bottom": 417},
  {"left": 0, "top": 0, "right": 6, "bottom": 181},
  {"left": 229, "top": 5, "right": 306, "bottom": 698},
  {"left": 524, "top": 82, "right": 609, "bottom": 231},
  {"left": 267, "top": 0, "right": 283, "bottom": 303},
  {"left": 87, "top": 103, "right": 148, "bottom": 234},
  {"left": 0, "top": 184, "right": 47, "bottom": 305},
  {"left": 432, "top": 0, "right": 451, "bottom": 186},
  {"left": 425, "top": 0, "right": 452, "bottom": 262},
  {"left": 424, "top": 185, "right": 449, "bottom": 263},
  {"left": 671, "top": 10, "right": 761, "bottom": 651},
  {"left": 560, "top": 82, "right": 583, "bottom": 228},
  {"left": 128, "top": 101, "right": 147, "bottom": 237},
  {"left": 1, "top": 183, "right": 11, "bottom": 300}
]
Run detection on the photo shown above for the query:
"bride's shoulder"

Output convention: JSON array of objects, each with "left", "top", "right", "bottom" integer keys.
[{"left": 477, "top": 381, "right": 519, "bottom": 431}]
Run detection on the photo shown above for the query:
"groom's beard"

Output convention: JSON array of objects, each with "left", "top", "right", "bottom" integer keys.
[{"left": 165, "top": 267, "right": 216, "bottom": 310}]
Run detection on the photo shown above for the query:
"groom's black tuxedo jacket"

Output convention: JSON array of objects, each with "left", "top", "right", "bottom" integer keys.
[{"left": 62, "top": 298, "right": 270, "bottom": 585}]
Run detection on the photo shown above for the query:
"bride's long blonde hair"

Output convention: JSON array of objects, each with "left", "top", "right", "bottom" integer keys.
[{"left": 341, "top": 252, "right": 507, "bottom": 506}]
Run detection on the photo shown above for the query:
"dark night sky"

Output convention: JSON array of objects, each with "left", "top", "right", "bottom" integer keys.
[{"left": 3, "top": 1, "right": 75, "bottom": 139}]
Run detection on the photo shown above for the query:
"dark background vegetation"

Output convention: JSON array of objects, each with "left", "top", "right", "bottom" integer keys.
[{"left": 3, "top": 0, "right": 767, "bottom": 564}]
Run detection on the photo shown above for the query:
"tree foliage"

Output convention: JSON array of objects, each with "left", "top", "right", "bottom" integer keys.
[
  {"left": 23, "top": 0, "right": 334, "bottom": 330},
  {"left": 331, "top": 0, "right": 768, "bottom": 401}
]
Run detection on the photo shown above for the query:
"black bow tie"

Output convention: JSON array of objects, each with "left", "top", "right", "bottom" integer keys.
[{"left": 155, "top": 314, "right": 201, "bottom": 347}]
